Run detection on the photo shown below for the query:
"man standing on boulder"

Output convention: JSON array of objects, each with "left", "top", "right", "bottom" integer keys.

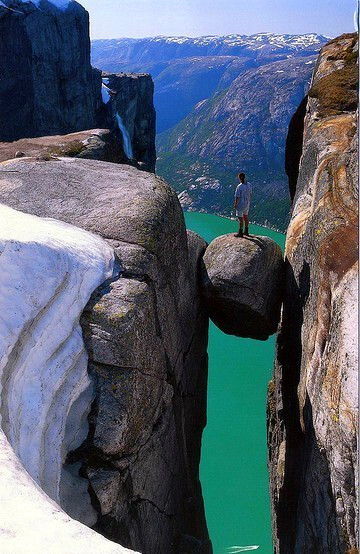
[{"left": 234, "top": 172, "right": 252, "bottom": 237}]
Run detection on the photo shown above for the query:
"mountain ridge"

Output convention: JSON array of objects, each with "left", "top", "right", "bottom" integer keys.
[{"left": 91, "top": 33, "right": 329, "bottom": 230}]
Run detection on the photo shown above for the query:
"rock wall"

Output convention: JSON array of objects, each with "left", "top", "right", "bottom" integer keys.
[
  {"left": 268, "top": 33, "right": 358, "bottom": 553},
  {"left": 0, "top": 0, "right": 102, "bottom": 141},
  {"left": 0, "top": 158, "right": 211, "bottom": 554},
  {"left": 100, "top": 73, "right": 156, "bottom": 172},
  {"left": 0, "top": 1, "right": 157, "bottom": 173}
]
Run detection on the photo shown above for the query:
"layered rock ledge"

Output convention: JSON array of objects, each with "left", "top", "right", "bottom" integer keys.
[
  {"left": 0, "top": 129, "right": 124, "bottom": 164},
  {"left": 201, "top": 234, "right": 284, "bottom": 340}
]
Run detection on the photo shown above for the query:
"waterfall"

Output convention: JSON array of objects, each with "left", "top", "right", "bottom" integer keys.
[{"left": 116, "top": 113, "right": 134, "bottom": 160}]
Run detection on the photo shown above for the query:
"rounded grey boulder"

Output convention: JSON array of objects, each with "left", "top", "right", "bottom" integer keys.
[{"left": 201, "top": 234, "right": 284, "bottom": 340}]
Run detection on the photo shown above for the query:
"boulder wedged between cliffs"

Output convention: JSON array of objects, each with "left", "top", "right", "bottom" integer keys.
[{"left": 200, "top": 233, "right": 284, "bottom": 340}]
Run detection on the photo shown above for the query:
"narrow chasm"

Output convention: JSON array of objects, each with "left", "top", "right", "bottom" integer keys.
[{"left": 185, "top": 211, "right": 286, "bottom": 554}]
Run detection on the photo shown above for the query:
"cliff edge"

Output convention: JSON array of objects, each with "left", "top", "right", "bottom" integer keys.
[
  {"left": 268, "top": 33, "right": 358, "bottom": 553},
  {"left": 0, "top": 0, "right": 101, "bottom": 141}
]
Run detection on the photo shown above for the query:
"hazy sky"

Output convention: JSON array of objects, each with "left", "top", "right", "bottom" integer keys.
[{"left": 80, "top": 0, "right": 357, "bottom": 40}]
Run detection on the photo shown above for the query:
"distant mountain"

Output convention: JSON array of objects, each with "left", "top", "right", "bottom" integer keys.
[
  {"left": 92, "top": 33, "right": 328, "bottom": 133},
  {"left": 91, "top": 33, "right": 329, "bottom": 230},
  {"left": 92, "top": 33, "right": 328, "bottom": 67},
  {"left": 157, "top": 55, "right": 318, "bottom": 230}
]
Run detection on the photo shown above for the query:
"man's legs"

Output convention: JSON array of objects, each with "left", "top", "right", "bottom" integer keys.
[
  {"left": 234, "top": 216, "right": 244, "bottom": 237},
  {"left": 244, "top": 214, "right": 249, "bottom": 236}
]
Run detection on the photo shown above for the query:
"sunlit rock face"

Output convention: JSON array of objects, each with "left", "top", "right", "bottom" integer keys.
[
  {"left": 268, "top": 33, "right": 358, "bottom": 553},
  {"left": 0, "top": 158, "right": 211, "bottom": 554},
  {"left": 201, "top": 234, "right": 284, "bottom": 340},
  {"left": 0, "top": 204, "right": 137, "bottom": 553}
]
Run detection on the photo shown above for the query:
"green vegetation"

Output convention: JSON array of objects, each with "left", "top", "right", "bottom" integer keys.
[
  {"left": 49, "top": 140, "right": 86, "bottom": 158},
  {"left": 156, "top": 151, "right": 291, "bottom": 231},
  {"left": 309, "top": 35, "right": 358, "bottom": 117}
]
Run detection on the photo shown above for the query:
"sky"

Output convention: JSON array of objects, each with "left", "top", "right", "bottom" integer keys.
[{"left": 79, "top": 0, "right": 357, "bottom": 40}]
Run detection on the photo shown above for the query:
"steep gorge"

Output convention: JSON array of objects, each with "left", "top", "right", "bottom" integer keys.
[{"left": 0, "top": 3, "right": 357, "bottom": 553}]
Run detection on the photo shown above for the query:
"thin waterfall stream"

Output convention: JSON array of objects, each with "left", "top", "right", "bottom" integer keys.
[{"left": 116, "top": 113, "right": 134, "bottom": 160}]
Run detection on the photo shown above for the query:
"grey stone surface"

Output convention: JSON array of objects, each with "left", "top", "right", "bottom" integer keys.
[
  {"left": 201, "top": 234, "right": 284, "bottom": 340},
  {"left": 0, "top": 0, "right": 102, "bottom": 141},
  {"left": 82, "top": 278, "right": 166, "bottom": 375},
  {"left": 0, "top": 157, "right": 211, "bottom": 554},
  {"left": 268, "top": 33, "right": 358, "bottom": 554}
]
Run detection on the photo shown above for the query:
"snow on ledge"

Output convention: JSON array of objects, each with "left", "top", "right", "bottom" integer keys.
[
  {"left": 0, "top": 204, "right": 137, "bottom": 553},
  {"left": 0, "top": 431, "right": 136, "bottom": 553}
]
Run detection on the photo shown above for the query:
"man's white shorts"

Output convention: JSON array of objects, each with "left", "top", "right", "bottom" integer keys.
[{"left": 236, "top": 206, "right": 249, "bottom": 217}]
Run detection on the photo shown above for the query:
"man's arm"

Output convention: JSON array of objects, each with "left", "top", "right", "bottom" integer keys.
[{"left": 234, "top": 185, "right": 239, "bottom": 211}]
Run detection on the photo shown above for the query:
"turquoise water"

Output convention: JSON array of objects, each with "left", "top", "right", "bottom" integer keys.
[{"left": 184, "top": 212, "right": 285, "bottom": 554}]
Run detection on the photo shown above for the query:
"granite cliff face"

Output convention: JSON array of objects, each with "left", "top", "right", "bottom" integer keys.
[
  {"left": 0, "top": 1, "right": 156, "bottom": 172},
  {"left": 0, "top": 0, "right": 102, "bottom": 141},
  {"left": 101, "top": 73, "right": 156, "bottom": 172},
  {"left": 268, "top": 33, "right": 358, "bottom": 553}
]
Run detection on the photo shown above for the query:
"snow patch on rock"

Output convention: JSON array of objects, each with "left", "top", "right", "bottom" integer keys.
[
  {"left": 0, "top": 204, "right": 137, "bottom": 551},
  {"left": 102, "top": 82, "right": 112, "bottom": 104}
]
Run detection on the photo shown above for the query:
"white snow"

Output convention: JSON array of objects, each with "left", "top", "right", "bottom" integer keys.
[
  {"left": 139, "top": 33, "right": 328, "bottom": 51},
  {"left": 0, "top": 204, "right": 138, "bottom": 552},
  {"left": 102, "top": 82, "right": 111, "bottom": 104}
]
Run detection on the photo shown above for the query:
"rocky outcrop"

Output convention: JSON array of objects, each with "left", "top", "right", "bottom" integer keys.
[
  {"left": 0, "top": 0, "right": 102, "bottom": 142},
  {"left": 268, "top": 33, "right": 358, "bottom": 553},
  {"left": 201, "top": 234, "right": 284, "bottom": 340},
  {"left": 0, "top": 157, "right": 211, "bottom": 554},
  {"left": 0, "top": 129, "right": 126, "bottom": 164},
  {"left": 100, "top": 73, "right": 156, "bottom": 172}
]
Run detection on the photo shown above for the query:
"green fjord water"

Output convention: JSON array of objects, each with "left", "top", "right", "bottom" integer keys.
[{"left": 184, "top": 212, "right": 286, "bottom": 554}]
